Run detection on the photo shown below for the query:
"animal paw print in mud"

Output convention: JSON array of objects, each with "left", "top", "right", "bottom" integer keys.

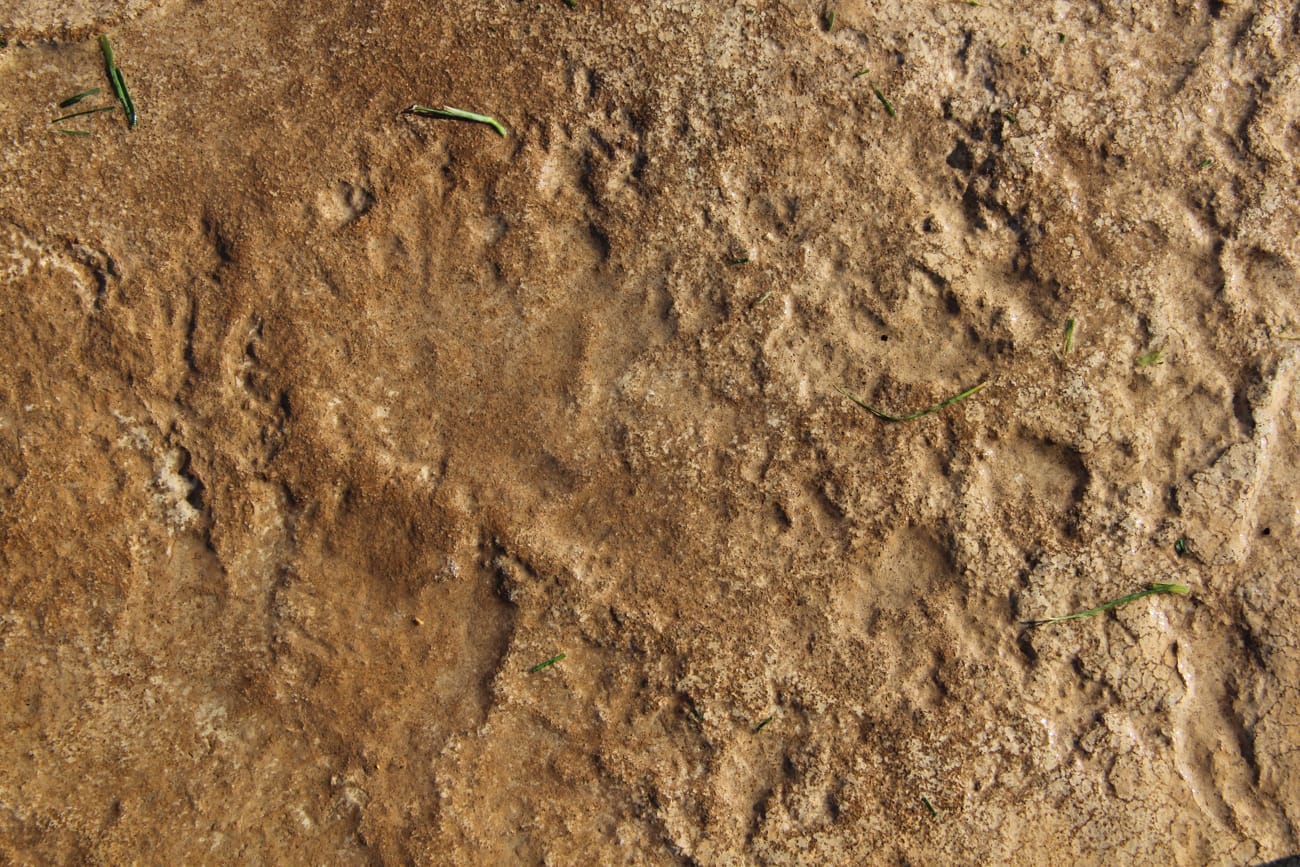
[{"left": 557, "top": 63, "right": 649, "bottom": 216}]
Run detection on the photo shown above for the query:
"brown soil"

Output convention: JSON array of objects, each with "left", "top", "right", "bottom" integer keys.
[{"left": 2, "top": 1, "right": 1299, "bottom": 864}]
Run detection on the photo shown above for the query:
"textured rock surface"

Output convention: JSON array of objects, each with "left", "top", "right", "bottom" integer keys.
[{"left": 2, "top": 1, "right": 1298, "bottom": 863}]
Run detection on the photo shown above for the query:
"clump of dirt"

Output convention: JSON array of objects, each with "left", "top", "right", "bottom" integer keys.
[{"left": 2, "top": 1, "right": 1298, "bottom": 863}]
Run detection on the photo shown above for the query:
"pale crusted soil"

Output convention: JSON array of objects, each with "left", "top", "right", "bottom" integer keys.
[{"left": 2, "top": 1, "right": 1299, "bottom": 864}]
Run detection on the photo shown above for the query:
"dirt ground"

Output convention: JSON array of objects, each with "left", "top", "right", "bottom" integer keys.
[{"left": 2, "top": 0, "right": 1298, "bottom": 864}]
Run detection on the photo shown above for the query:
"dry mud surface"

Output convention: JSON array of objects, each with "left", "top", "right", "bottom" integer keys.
[{"left": 2, "top": 1, "right": 1300, "bottom": 864}]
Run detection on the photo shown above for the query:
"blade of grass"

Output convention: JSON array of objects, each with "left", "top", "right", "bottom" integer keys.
[
  {"left": 871, "top": 83, "right": 896, "bottom": 117},
  {"left": 55, "top": 129, "right": 93, "bottom": 136},
  {"left": 823, "top": 10, "right": 836, "bottom": 31},
  {"left": 751, "top": 290, "right": 773, "bottom": 308},
  {"left": 730, "top": 255, "right": 751, "bottom": 265},
  {"left": 753, "top": 715, "right": 774, "bottom": 733},
  {"left": 99, "top": 36, "right": 137, "bottom": 128},
  {"left": 1063, "top": 318, "right": 1076, "bottom": 354},
  {"left": 58, "top": 88, "right": 101, "bottom": 108},
  {"left": 836, "top": 380, "right": 987, "bottom": 422},
  {"left": 528, "top": 652, "right": 566, "bottom": 673},
  {"left": 52, "top": 105, "right": 115, "bottom": 123},
  {"left": 1196, "top": 157, "right": 1214, "bottom": 169},
  {"left": 1022, "top": 582, "right": 1189, "bottom": 627},
  {"left": 113, "top": 68, "right": 137, "bottom": 128},
  {"left": 404, "top": 104, "right": 507, "bottom": 137},
  {"left": 921, "top": 795, "right": 939, "bottom": 817}
]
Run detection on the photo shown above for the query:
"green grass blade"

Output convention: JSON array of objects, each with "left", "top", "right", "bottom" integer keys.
[
  {"left": 871, "top": 83, "right": 896, "bottom": 117},
  {"left": 52, "top": 105, "right": 115, "bottom": 123},
  {"left": 404, "top": 104, "right": 507, "bottom": 137},
  {"left": 99, "top": 36, "right": 137, "bottom": 128},
  {"left": 753, "top": 715, "right": 774, "bottom": 733},
  {"left": 99, "top": 34, "right": 116, "bottom": 68},
  {"left": 921, "top": 795, "right": 939, "bottom": 817},
  {"left": 1022, "top": 582, "right": 1189, "bottom": 627},
  {"left": 58, "top": 88, "right": 101, "bottom": 108},
  {"left": 112, "top": 67, "right": 138, "bottom": 128},
  {"left": 1063, "top": 318, "right": 1076, "bottom": 354},
  {"left": 55, "top": 129, "right": 93, "bottom": 136},
  {"left": 528, "top": 652, "right": 566, "bottom": 673},
  {"left": 836, "top": 380, "right": 987, "bottom": 422}
]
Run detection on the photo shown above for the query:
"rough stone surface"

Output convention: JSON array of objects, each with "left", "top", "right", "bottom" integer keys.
[{"left": 2, "top": 1, "right": 1298, "bottom": 864}]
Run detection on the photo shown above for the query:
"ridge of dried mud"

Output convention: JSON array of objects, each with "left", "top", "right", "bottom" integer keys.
[{"left": 2, "top": 1, "right": 1299, "bottom": 864}]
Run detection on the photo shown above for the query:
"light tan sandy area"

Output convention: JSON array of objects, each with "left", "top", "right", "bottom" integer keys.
[{"left": 2, "top": 1, "right": 1299, "bottom": 864}]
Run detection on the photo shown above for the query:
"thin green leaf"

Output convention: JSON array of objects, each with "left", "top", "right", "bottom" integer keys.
[
  {"left": 753, "top": 715, "right": 774, "bottom": 733},
  {"left": 921, "top": 795, "right": 939, "bottom": 817},
  {"left": 58, "top": 88, "right": 101, "bottom": 108},
  {"left": 1022, "top": 583, "right": 1189, "bottom": 627},
  {"left": 836, "top": 380, "right": 987, "bottom": 422},
  {"left": 752, "top": 291, "right": 773, "bottom": 308},
  {"left": 113, "top": 68, "right": 137, "bottom": 128},
  {"left": 99, "top": 36, "right": 137, "bottom": 128},
  {"left": 55, "top": 129, "right": 92, "bottom": 136},
  {"left": 51, "top": 105, "right": 115, "bottom": 123},
  {"left": 871, "top": 83, "right": 896, "bottom": 117},
  {"left": 528, "top": 652, "right": 566, "bottom": 673},
  {"left": 1063, "top": 318, "right": 1076, "bottom": 354},
  {"left": 404, "top": 104, "right": 507, "bottom": 137}
]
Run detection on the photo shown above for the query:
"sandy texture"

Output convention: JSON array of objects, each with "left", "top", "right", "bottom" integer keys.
[{"left": 2, "top": 1, "right": 1299, "bottom": 863}]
